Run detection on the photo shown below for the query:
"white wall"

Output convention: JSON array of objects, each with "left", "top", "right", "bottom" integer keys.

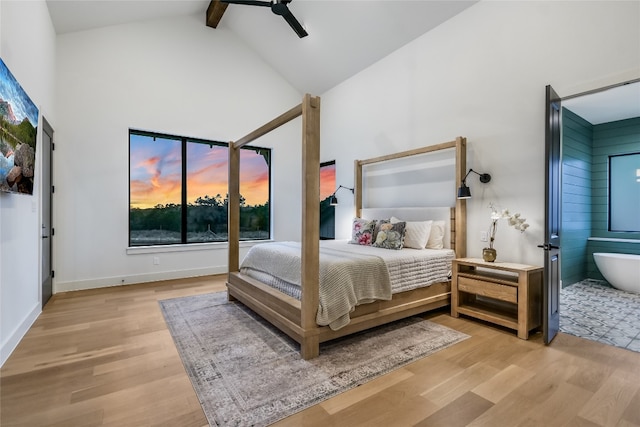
[
  {"left": 0, "top": 0, "right": 57, "bottom": 365},
  {"left": 321, "top": 0, "right": 640, "bottom": 267},
  {"left": 54, "top": 14, "right": 303, "bottom": 292}
]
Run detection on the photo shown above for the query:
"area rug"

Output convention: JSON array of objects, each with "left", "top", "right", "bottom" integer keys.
[{"left": 159, "top": 292, "right": 469, "bottom": 426}]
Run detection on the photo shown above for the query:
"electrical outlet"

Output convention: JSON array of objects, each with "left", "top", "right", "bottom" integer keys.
[
  {"left": 153, "top": 256, "right": 160, "bottom": 265},
  {"left": 480, "top": 231, "right": 488, "bottom": 242}
]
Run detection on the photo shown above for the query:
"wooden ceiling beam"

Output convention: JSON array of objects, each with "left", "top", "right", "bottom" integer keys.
[{"left": 206, "top": 1, "right": 228, "bottom": 28}]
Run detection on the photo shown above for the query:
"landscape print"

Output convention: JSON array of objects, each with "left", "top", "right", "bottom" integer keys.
[{"left": 0, "top": 58, "right": 39, "bottom": 195}]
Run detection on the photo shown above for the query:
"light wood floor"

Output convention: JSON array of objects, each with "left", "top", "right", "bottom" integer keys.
[{"left": 2, "top": 275, "right": 639, "bottom": 427}]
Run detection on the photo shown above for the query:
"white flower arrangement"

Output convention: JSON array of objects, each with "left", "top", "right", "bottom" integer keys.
[{"left": 488, "top": 203, "right": 530, "bottom": 249}]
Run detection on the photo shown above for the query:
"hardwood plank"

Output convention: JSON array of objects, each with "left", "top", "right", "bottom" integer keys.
[
  {"left": 421, "top": 361, "right": 501, "bottom": 407},
  {"left": 563, "top": 416, "right": 607, "bottom": 427},
  {"left": 351, "top": 395, "right": 440, "bottom": 427},
  {"left": 2, "top": 275, "right": 640, "bottom": 427},
  {"left": 520, "top": 381, "right": 594, "bottom": 426},
  {"left": 471, "top": 364, "right": 536, "bottom": 403},
  {"left": 578, "top": 368, "right": 640, "bottom": 426},
  {"left": 416, "top": 391, "right": 494, "bottom": 427},
  {"left": 320, "top": 367, "right": 414, "bottom": 415},
  {"left": 466, "top": 389, "right": 539, "bottom": 427},
  {"left": 621, "top": 388, "right": 640, "bottom": 425}
]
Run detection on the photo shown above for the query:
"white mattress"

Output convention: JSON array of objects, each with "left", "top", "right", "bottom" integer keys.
[{"left": 240, "top": 239, "right": 454, "bottom": 300}]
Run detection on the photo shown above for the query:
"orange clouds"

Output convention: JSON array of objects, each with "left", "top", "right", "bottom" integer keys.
[
  {"left": 240, "top": 170, "right": 269, "bottom": 206},
  {"left": 320, "top": 163, "right": 336, "bottom": 200}
]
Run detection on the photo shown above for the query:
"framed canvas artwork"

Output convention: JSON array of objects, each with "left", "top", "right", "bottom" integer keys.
[{"left": 0, "top": 57, "right": 39, "bottom": 195}]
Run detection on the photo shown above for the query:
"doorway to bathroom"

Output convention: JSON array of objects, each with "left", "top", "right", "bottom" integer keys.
[{"left": 555, "top": 80, "right": 640, "bottom": 352}]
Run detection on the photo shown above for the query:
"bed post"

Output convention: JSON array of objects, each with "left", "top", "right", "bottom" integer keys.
[
  {"left": 455, "top": 136, "right": 467, "bottom": 258},
  {"left": 354, "top": 160, "right": 363, "bottom": 218},
  {"left": 228, "top": 142, "right": 240, "bottom": 300},
  {"left": 300, "top": 94, "right": 321, "bottom": 359}
]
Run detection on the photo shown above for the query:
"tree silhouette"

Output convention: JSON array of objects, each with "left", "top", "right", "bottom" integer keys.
[{"left": 130, "top": 193, "right": 269, "bottom": 245}]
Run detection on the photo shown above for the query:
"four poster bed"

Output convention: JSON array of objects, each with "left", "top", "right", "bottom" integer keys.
[{"left": 227, "top": 94, "right": 468, "bottom": 359}]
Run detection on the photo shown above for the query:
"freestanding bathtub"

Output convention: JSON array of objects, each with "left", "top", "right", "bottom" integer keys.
[{"left": 593, "top": 253, "right": 640, "bottom": 294}]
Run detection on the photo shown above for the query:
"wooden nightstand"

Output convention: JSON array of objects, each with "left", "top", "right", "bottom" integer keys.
[{"left": 451, "top": 258, "right": 543, "bottom": 339}]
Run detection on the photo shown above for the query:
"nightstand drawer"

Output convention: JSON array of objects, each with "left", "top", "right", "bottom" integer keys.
[{"left": 458, "top": 276, "right": 517, "bottom": 304}]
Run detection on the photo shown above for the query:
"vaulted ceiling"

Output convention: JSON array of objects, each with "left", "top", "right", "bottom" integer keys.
[{"left": 46, "top": 0, "right": 478, "bottom": 94}]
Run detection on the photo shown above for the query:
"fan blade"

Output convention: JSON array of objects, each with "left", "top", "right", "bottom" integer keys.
[
  {"left": 281, "top": 10, "right": 308, "bottom": 38},
  {"left": 221, "top": 0, "right": 271, "bottom": 7}
]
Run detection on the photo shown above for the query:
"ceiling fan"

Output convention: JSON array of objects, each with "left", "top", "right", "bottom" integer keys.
[{"left": 221, "top": 0, "right": 308, "bottom": 38}]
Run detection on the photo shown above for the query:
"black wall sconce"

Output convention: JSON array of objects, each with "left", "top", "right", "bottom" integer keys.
[
  {"left": 329, "top": 185, "right": 354, "bottom": 205},
  {"left": 457, "top": 168, "right": 491, "bottom": 199}
]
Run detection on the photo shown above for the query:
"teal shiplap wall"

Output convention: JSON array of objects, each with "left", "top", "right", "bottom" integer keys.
[
  {"left": 561, "top": 108, "right": 593, "bottom": 287},
  {"left": 587, "top": 117, "right": 640, "bottom": 279}
]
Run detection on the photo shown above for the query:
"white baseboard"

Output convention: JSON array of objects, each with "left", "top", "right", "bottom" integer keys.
[
  {"left": 53, "top": 266, "right": 227, "bottom": 293},
  {"left": 1, "top": 302, "right": 41, "bottom": 367}
]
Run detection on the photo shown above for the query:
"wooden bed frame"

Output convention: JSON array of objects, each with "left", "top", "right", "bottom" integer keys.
[{"left": 226, "top": 94, "right": 468, "bottom": 359}]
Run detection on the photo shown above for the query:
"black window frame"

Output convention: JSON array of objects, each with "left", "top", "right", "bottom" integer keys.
[
  {"left": 608, "top": 151, "right": 640, "bottom": 232},
  {"left": 128, "top": 129, "right": 271, "bottom": 246}
]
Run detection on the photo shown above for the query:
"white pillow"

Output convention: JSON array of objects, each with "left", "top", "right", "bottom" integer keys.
[
  {"left": 426, "top": 220, "right": 446, "bottom": 249},
  {"left": 390, "top": 216, "right": 432, "bottom": 249}
]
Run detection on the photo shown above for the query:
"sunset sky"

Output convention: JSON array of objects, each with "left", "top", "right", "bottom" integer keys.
[
  {"left": 130, "top": 134, "right": 336, "bottom": 209},
  {"left": 130, "top": 134, "right": 269, "bottom": 209},
  {"left": 320, "top": 162, "right": 336, "bottom": 200}
]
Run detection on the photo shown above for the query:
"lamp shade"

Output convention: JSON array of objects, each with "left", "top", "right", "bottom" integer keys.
[
  {"left": 457, "top": 184, "right": 472, "bottom": 199},
  {"left": 457, "top": 168, "right": 491, "bottom": 199},
  {"left": 329, "top": 185, "right": 354, "bottom": 205}
]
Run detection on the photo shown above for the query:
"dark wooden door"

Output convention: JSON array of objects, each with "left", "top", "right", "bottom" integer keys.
[
  {"left": 41, "top": 119, "right": 53, "bottom": 308},
  {"left": 542, "top": 85, "right": 561, "bottom": 344}
]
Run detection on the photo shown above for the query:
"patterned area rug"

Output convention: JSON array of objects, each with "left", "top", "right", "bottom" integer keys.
[
  {"left": 560, "top": 279, "right": 640, "bottom": 352},
  {"left": 160, "top": 292, "right": 469, "bottom": 426}
]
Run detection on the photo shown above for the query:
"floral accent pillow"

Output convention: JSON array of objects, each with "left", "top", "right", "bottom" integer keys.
[
  {"left": 373, "top": 220, "right": 407, "bottom": 250},
  {"left": 349, "top": 218, "right": 377, "bottom": 245}
]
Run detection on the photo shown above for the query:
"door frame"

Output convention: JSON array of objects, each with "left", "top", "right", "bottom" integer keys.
[{"left": 543, "top": 77, "right": 640, "bottom": 344}]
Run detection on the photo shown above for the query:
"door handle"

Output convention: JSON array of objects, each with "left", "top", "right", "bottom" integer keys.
[
  {"left": 42, "top": 236, "right": 49, "bottom": 239},
  {"left": 537, "top": 243, "right": 559, "bottom": 250}
]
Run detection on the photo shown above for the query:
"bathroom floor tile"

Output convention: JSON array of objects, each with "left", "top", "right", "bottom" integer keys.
[
  {"left": 560, "top": 279, "right": 640, "bottom": 353},
  {"left": 628, "top": 339, "right": 640, "bottom": 352}
]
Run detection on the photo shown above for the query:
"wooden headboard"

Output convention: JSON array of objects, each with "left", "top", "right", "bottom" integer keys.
[{"left": 354, "top": 137, "right": 467, "bottom": 257}]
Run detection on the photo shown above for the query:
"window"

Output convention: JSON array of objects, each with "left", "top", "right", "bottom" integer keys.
[
  {"left": 319, "top": 160, "right": 336, "bottom": 239},
  {"left": 609, "top": 152, "right": 640, "bottom": 232},
  {"left": 129, "top": 130, "right": 270, "bottom": 246}
]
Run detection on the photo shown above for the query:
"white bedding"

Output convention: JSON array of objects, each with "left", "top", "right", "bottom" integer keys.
[{"left": 240, "top": 240, "right": 455, "bottom": 329}]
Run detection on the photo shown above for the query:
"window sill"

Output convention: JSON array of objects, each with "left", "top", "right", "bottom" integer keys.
[{"left": 126, "top": 240, "right": 272, "bottom": 255}]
